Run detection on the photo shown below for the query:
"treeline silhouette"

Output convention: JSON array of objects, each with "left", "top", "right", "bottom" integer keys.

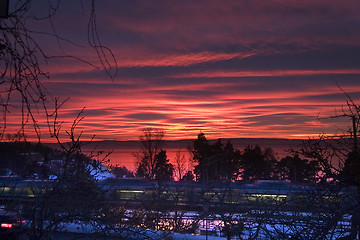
[
  {"left": 133, "top": 130, "right": 325, "bottom": 185},
  {"left": 191, "top": 133, "right": 319, "bottom": 184}
]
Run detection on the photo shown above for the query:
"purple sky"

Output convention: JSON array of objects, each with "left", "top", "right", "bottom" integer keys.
[{"left": 8, "top": 0, "right": 360, "bottom": 141}]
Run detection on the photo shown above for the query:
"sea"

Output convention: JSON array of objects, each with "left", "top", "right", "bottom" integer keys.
[{"left": 72, "top": 138, "right": 304, "bottom": 172}]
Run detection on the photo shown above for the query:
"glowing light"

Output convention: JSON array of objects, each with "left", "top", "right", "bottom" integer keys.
[{"left": 1, "top": 223, "right": 13, "bottom": 228}]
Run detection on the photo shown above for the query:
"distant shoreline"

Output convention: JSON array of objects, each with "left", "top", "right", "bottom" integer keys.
[
  {"left": 44, "top": 138, "right": 304, "bottom": 171},
  {"left": 44, "top": 137, "right": 304, "bottom": 148}
]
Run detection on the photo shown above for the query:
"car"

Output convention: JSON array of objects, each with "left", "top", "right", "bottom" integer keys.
[{"left": 0, "top": 209, "right": 28, "bottom": 240}]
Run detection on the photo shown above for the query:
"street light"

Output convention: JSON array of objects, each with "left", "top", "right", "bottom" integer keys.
[{"left": 0, "top": 0, "right": 9, "bottom": 18}]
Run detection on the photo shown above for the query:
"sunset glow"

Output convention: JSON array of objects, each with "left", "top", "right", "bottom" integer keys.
[{"left": 6, "top": 0, "right": 360, "bottom": 142}]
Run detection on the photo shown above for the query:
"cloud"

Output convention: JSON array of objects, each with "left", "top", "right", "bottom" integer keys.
[
  {"left": 124, "top": 113, "right": 169, "bottom": 121},
  {"left": 11, "top": 0, "right": 360, "bottom": 142}
]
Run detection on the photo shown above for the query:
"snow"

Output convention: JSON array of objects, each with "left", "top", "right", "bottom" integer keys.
[{"left": 87, "top": 162, "right": 115, "bottom": 181}]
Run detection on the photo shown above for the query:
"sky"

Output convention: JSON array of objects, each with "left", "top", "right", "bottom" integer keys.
[{"left": 8, "top": 0, "right": 360, "bottom": 142}]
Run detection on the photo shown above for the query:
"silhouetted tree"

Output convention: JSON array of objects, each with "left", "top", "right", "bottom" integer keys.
[
  {"left": 192, "top": 133, "right": 210, "bottom": 174},
  {"left": 276, "top": 154, "right": 320, "bottom": 184},
  {"left": 192, "top": 133, "right": 240, "bottom": 183},
  {"left": 0, "top": 141, "right": 56, "bottom": 178},
  {"left": 154, "top": 150, "right": 174, "bottom": 182},
  {"left": 181, "top": 171, "right": 195, "bottom": 182},
  {"left": 135, "top": 128, "right": 165, "bottom": 180},
  {"left": 111, "top": 166, "right": 135, "bottom": 178},
  {"left": 240, "top": 145, "right": 277, "bottom": 181},
  {"left": 222, "top": 140, "right": 242, "bottom": 180},
  {"left": 174, "top": 149, "right": 190, "bottom": 181},
  {"left": 0, "top": 0, "right": 117, "bottom": 142},
  {"left": 0, "top": 2, "right": 124, "bottom": 239},
  {"left": 0, "top": 114, "right": 111, "bottom": 240},
  {"left": 297, "top": 92, "right": 360, "bottom": 239},
  {"left": 341, "top": 150, "right": 360, "bottom": 187},
  {"left": 26, "top": 112, "right": 110, "bottom": 240}
]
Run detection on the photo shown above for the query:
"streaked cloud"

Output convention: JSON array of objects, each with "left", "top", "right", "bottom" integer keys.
[{"left": 11, "top": 0, "right": 360, "bottom": 141}]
